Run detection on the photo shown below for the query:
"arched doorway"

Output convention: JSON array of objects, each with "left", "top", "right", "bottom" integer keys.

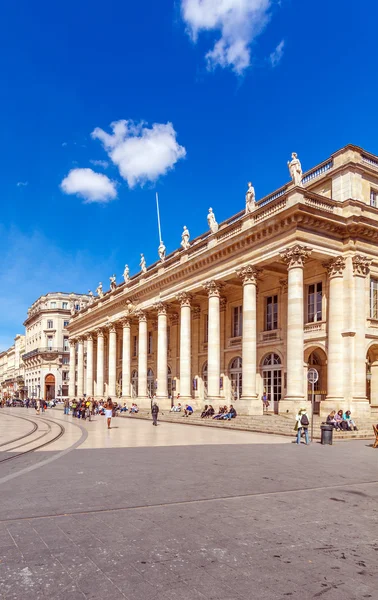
[
  {"left": 306, "top": 348, "right": 327, "bottom": 414},
  {"left": 45, "top": 374, "right": 55, "bottom": 401},
  {"left": 366, "top": 345, "right": 378, "bottom": 409},
  {"left": 167, "top": 366, "right": 172, "bottom": 401},
  {"left": 261, "top": 353, "right": 282, "bottom": 414},
  {"left": 147, "top": 368, "right": 155, "bottom": 398},
  {"left": 202, "top": 362, "right": 208, "bottom": 396},
  {"left": 131, "top": 370, "right": 138, "bottom": 398},
  {"left": 229, "top": 357, "right": 242, "bottom": 401}
]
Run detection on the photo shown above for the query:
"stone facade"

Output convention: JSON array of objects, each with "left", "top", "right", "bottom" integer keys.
[
  {"left": 23, "top": 292, "right": 90, "bottom": 400},
  {"left": 0, "top": 334, "right": 26, "bottom": 399},
  {"left": 67, "top": 145, "right": 378, "bottom": 418}
]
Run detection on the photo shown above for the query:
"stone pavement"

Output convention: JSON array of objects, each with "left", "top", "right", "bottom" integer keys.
[{"left": 0, "top": 409, "right": 377, "bottom": 599}]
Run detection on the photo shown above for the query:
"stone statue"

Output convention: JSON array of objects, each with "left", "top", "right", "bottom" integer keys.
[
  {"left": 96, "top": 282, "right": 104, "bottom": 298},
  {"left": 123, "top": 264, "right": 130, "bottom": 284},
  {"left": 79, "top": 297, "right": 87, "bottom": 310},
  {"left": 158, "top": 241, "right": 166, "bottom": 262},
  {"left": 245, "top": 181, "right": 255, "bottom": 213},
  {"left": 110, "top": 274, "right": 116, "bottom": 291},
  {"left": 88, "top": 290, "right": 94, "bottom": 304},
  {"left": 181, "top": 226, "right": 190, "bottom": 250},
  {"left": 287, "top": 152, "right": 303, "bottom": 186},
  {"left": 70, "top": 301, "right": 76, "bottom": 316},
  {"left": 207, "top": 207, "right": 218, "bottom": 234},
  {"left": 140, "top": 253, "right": 147, "bottom": 274}
]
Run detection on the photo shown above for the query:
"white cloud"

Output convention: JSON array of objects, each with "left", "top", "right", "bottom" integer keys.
[
  {"left": 60, "top": 168, "right": 117, "bottom": 203},
  {"left": 16, "top": 181, "right": 28, "bottom": 187},
  {"left": 91, "top": 120, "right": 186, "bottom": 188},
  {"left": 181, "top": 0, "right": 273, "bottom": 74},
  {"left": 270, "top": 39, "right": 284, "bottom": 67},
  {"left": 62, "top": 142, "right": 68, "bottom": 147},
  {"left": 90, "top": 159, "right": 109, "bottom": 169}
]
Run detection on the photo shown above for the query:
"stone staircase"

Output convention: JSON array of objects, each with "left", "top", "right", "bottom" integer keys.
[{"left": 121, "top": 410, "right": 376, "bottom": 441}]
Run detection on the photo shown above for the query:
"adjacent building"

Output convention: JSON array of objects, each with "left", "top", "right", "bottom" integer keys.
[
  {"left": 0, "top": 334, "right": 26, "bottom": 399},
  {"left": 52, "top": 145, "right": 378, "bottom": 418}
]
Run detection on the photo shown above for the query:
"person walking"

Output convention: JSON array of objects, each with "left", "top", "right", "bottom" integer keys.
[
  {"left": 151, "top": 401, "right": 159, "bottom": 426},
  {"left": 295, "top": 408, "right": 310, "bottom": 445},
  {"left": 105, "top": 397, "right": 113, "bottom": 430}
]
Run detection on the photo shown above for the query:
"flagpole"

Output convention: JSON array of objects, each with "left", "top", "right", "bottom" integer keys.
[{"left": 156, "top": 192, "right": 162, "bottom": 244}]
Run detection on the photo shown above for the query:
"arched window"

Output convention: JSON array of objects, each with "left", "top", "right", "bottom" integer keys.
[
  {"left": 131, "top": 370, "right": 138, "bottom": 397},
  {"left": 262, "top": 353, "right": 281, "bottom": 367},
  {"left": 261, "top": 353, "right": 282, "bottom": 414},
  {"left": 147, "top": 368, "right": 155, "bottom": 398},
  {"left": 229, "top": 356, "right": 242, "bottom": 400}
]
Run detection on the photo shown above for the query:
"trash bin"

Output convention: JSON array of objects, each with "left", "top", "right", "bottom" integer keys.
[{"left": 320, "top": 424, "right": 333, "bottom": 445}]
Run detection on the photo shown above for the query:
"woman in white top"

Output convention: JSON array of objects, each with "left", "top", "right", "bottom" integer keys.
[{"left": 105, "top": 397, "right": 113, "bottom": 430}]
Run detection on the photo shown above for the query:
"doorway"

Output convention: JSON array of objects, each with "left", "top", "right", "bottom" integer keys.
[
  {"left": 44, "top": 374, "right": 55, "bottom": 401},
  {"left": 262, "top": 353, "right": 282, "bottom": 414},
  {"left": 229, "top": 357, "right": 242, "bottom": 401}
]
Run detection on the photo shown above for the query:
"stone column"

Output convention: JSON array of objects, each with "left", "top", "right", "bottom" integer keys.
[
  {"left": 137, "top": 311, "right": 148, "bottom": 405},
  {"left": 203, "top": 280, "right": 221, "bottom": 399},
  {"left": 280, "top": 245, "right": 312, "bottom": 412},
  {"left": 237, "top": 265, "right": 262, "bottom": 415},
  {"left": 107, "top": 323, "right": 117, "bottom": 398},
  {"left": 352, "top": 255, "right": 371, "bottom": 416},
  {"left": 68, "top": 340, "right": 76, "bottom": 398},
  {"left": 121, "top": 319, "right": 131, "bottom": 399},
  {"left": 322, "top": 257, "right": 346, "bottom": 412},
  {"left": 176, "top": 293, "right": 192, "bottom": 401},
  {"left": 85, "top": 332, "right": 94, "bottom": 397},
  {"left": 192, "top": 307, "right": 201, "bottom": 402},
  {"left": 155, "top": 303, "right": 170, "bottom": 409},
  {"left": 77, "top": 337, "right": 84, "bottom": 397},
  {"left": 96, "top": 329, "right": 104, "bottom": 397}
]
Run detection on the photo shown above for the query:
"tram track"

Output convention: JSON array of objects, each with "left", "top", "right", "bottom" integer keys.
[
  {"left": 0, "top": 413, "right": 38, "bottom": 447},
  {"left": 0, "top": 412, "right": 65, "bottom": 464}
]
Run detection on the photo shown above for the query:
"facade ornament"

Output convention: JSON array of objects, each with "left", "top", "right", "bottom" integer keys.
[
  {"left": 207, "top": 207, "right": 219, "bottom": 234},
  {"left": 70, "top": 301, "right": 76, "bottom": 316},
  {"left": 181, "top": 226, "right": 190, "bottom": 250},
  {"left": 169, "top": 312, "right": 179, "bottom": 326},
  {"left": 88, "top": 290, "right": 94, "bottom": 304},
  {"left": 280, "top": 244, "right": 312, "bottom": 269},
  {"left": 203, "top": 280, "right": 222, "bottom": 298},
  {"left": 176, "top": 292, "right": 192, "bottom": 307},
  {"left": 79, "top": 297, "right": 87, "bottom": 310},
  {"left": 69, "top": 339, "right": 76, "bottom": 348},
  {"left": 220, "top": 297, "right": 227, "bottom": 312},
  {"left": 279, "top": 279, "right": 288, "bottom": 294},
  {"left": 352, "top": 254, "right": 372, "bottom": 277},
  {"left": 323, "top": 256, "right": 346, "bottom": 278},
  {"left": 96, "top": 327, "right": 104, "bottom": 337},
  {"left": 109, "top": 274, "right": 116, "bottom": 291},
  {"left": 192, "top": 306, "right": 201, "bottom": 320},
  {"left": 120, "top": 317, "right": 131, "bottom": 328},
  {"left": 154, "top": 302, "right": 168, "bottom": 315},
  {"left": 140, "top": 253, "right": 147, "bottom": 274},
  {"left": 123, "top": 264, "right": 130, "bottom": 284},
  {"left": 107, "top": 322, "right": 117, "bottom": 334},
  {"left": 245, "top": 182, "right": 255, "bottom": 214},
  {"left": 237, "top": 264, "right": 261, "bottom": 284},
  {"left": 158, "top": 241, "right": 166, "bottom": 262},
  {"left": 135, "top": 309, "right": 147, "bottom": 322},
  {"left": 287, "top": 152, "right": 303, "bottom": 186},
  {"left": 85, "top": 332, "right": 93, "bottom": 341},
  {"left": 96, "top": 282, "right": 104, "bottom": 298}
]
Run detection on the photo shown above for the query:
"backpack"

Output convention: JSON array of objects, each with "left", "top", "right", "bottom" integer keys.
[{"left": 300, "top": 414, "right": 309, "bottom": 427}]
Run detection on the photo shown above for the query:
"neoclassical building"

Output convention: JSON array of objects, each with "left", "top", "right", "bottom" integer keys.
[{"left": 67, "top": 144, "right": 378, "bottom": 418}]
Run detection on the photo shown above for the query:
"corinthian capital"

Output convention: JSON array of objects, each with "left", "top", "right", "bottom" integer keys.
[
  {"left": 203, "top": 280, "right": 222, "bottom": 298},
  {"left": 237, "top": 264, "right": 261, "bottom": 284},
  {"left": 154, "top": 302, "right": 168, "bottom": 315},
  {"left": 120, "top": 317, "right": 131, "bottom": 328},
  {"left": 176, "top": 292, "right": 192, "bottom": 307},
  {"left": 352, "top": 254, "right": 372, "bottom": 277},
  {"left": 85, "top": 332, "right": 94, "bottom": 341},
  {"left": 107, "top": 322, "right": 117, "bottom": 334},
  {"left": 69, "top": 338, "right": 76, "bottom": 348},
  {"left": 323, "top": 256, "right": 346, "bottom": 278},
  {"left": 135, "top": 309, "right": 147, "bottom": 322},
  {"left": 280, "top": 244, "right": 312, "bottom": 269}
]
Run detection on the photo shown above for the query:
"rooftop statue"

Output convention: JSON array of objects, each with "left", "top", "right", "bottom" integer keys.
[
  {"left": 110, "top": 274, "right": 116, "bottom": 291},
  {"left": 123, "top": 264, "right": 130, "bottom": 284},
  {"left": 158, "top": 241, "right": 166, "bottom": 262},
  {"left": 245, "top": 181, "right": 255, "bottom": 213},
  {"left": 207, "top": 207, "right": 219, "bottom": 234},
  {"left": 181, "top": 225, "right": 190, "bottom": 250},
  {"left": 88, "top": 290, "right": 94, "bottom": 304},
  {"left": 96, "top": 282, "right": 104, "bottom": 298},
  {"left": 140, "top": 253, "right": 147, "bottom": 274},
  {"left": 288, "top": 152, "right": 303, "bottom": 186}
]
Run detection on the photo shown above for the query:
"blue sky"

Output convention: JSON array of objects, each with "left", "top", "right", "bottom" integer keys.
[{"left": 0, "top": 0, "right": 377, "bottom": 349}]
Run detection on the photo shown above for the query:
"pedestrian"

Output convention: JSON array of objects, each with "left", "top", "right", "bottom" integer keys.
[
  {"left": 35, "top": 398, "right": 41, "bottom": 415},
  {"left": 262, "top": 391, "right": 269, "bottom": 413},
  {"left": 295, "top": 408, "right": 310, "bottom": 445},
  {"left": 151, "top": 401, "right": 159, "bottom": 426},
  {"left": 105, "top": 397, "right": 113, "bottom": 429}
]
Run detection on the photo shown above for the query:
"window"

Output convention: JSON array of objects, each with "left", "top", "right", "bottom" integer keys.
[
  {"left": 133, "top": 335, "right": 138, "bottom": 357},
  {"left": 265, "top": 295, "right": 278, "bottom": 331},
  {"left": 204, "top": 314, "right": 209, "bottom": 343},
  {"left": 50, "top": 302, "right": 56, "bottom": 309},
  {"left": 62, "top": 371, "right": 69, "bottom": 381},
  {"left": 63, "top": 321, "right": 69, "bottom": 328},
  {"left": 148, "top": 331, "right": 153, "bottom": 355},
  {"left": 63, "top": 336, "right": 69, "bottom": 351},
  {"left": 62, "top": 356, "right": 69, "bottom": 365},
  {"left": 232, "top": 306, "right": 243, "bottom": 337},
  {"left": 62, "top": 302, "right": 68, "bottom": 309},
  {"left": 307, "top": 282, "right": 322, "bottom": 322},
  {"left": 47, "top": 336, "right": 53, "bottom": 350},
  {"left": 370, "top": 278, "right": 378, "bottom": 319},
  {"left": 370, "top": 189, "right": 378, "bottom": 208},
  {"left": 47, "top": 320, "right": 53, "bottom": 329}
]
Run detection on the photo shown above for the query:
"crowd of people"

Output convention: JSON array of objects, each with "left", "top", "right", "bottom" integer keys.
[
  {"left": 200, "top": 404, "right": 237, "bottom": 420},
  {"left": 326, "top": 410, "right": 358, "bottom": 431}
]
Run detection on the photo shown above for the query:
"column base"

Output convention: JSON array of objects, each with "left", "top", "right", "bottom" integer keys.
[
  {"left": 350, "top": 398, "right": 371, "bottom": 419},
  {"left": 238, "top": 396, "right": 263, "bottom": 416},
  {"left": 280, "top": 397, "right": 307, "bottom": 416},
  {"left": 320, "top": 398, "right": 344, "bottom": 418},
  {"left": 155, "top": 396, "right": 172, "bottom": 411},
  {"left": 137, "top": 396, "right": 151, "bottom": 409}
]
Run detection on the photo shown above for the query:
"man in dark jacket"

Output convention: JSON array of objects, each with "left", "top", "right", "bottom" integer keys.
[{"left": 151, "top": 402, "right": 159, "bottom": 426}]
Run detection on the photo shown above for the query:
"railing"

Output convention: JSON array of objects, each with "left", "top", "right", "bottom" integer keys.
[
  {"left": 22, "top": 347, "right": 68, "bottom": 360},
  {"left": 304, "top": 322, "right": 326, "bottom": 333},
  {"left": 302, "top": 160, "right": 333, "bottom": 184},
  {"left": 362, "top": 154, "right": 378, "bottom": 169},
  {"left": 304, "top": 196, "right": 334, "bottom": 213},
  {"left": 256, "top": 185, "right": 288, "bottom": 209},
  {"left": 259, "top": 330, "right": 280, "bottom": 342},
  {"left": 254, "top": 197, "right": 287, "bottom": 223}
]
